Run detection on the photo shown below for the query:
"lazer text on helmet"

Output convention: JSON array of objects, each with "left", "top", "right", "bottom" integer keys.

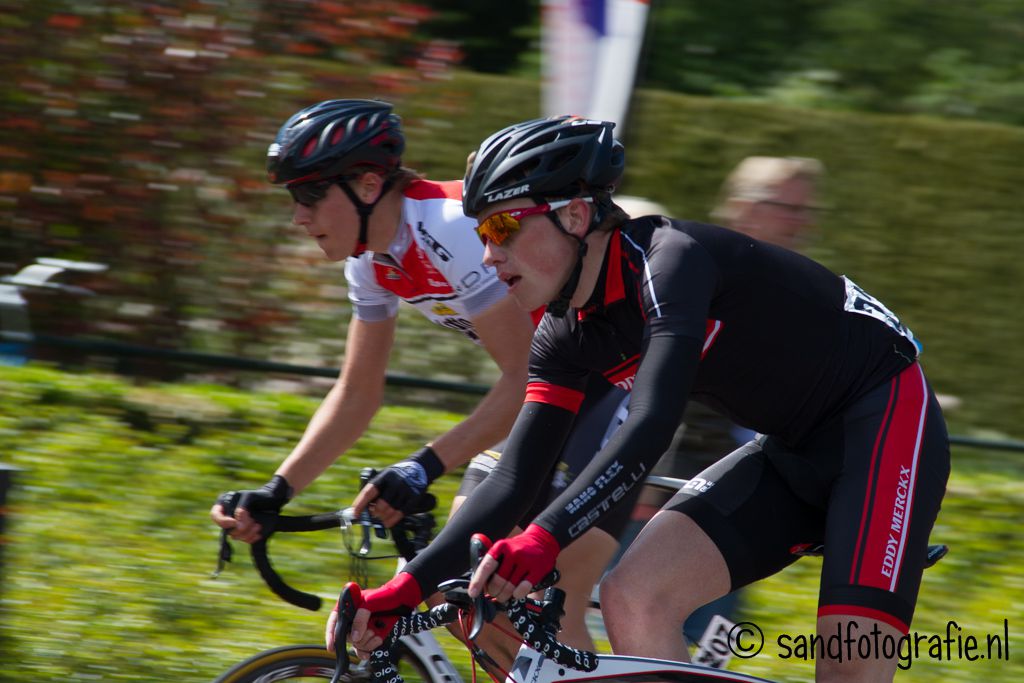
[{"left": 485, "top": 184, "right": 531, "bottom": 204}]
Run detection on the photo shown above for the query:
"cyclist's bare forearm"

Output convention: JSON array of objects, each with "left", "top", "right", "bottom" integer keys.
[
  {"left": 277, "top": 316, "right": 395, "bottom": 495},
  {"left": 427, "top": 367, "right": 524, "bottom": 471},
  {"left": 276, "top": 380, "right": 382, "bottom": 494}
]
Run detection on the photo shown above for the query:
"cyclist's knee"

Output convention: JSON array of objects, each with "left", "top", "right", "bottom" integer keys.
[
  {"left": 813, "top": 616, "right": 900, "bottom": 683},
  {"left": 601, "top": 563, "right": 657, "bottom": 620},
  {"left": 815, "top": 654, "right": 897, "bottom": 683},
  {"left": 602, "top": 556, "right": 712, "bottom": 627}
]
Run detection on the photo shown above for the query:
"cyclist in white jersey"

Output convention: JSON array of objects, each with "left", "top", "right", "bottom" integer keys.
[{"left": 210, "top": 99, "right": 627, "bottom": 664}]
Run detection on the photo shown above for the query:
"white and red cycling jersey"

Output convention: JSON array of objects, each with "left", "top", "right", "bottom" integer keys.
[{"left": 345, "top": 179, "right": 507, "bottom": 341}]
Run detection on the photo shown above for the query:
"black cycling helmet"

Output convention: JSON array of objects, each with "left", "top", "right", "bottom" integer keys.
[
  {"left": 464, "top": 116, "right": 625, "bottom": 318},
  {"left": 267, "top": 99, "right": 404, "bottom": 185},
  {"left": 462, "top": 115, "right": 624, "bottom": 217}
]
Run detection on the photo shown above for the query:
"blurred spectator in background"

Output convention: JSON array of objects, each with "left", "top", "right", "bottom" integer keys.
[{"left": 711, "top": 156, "right": 825, "bottom": 251}]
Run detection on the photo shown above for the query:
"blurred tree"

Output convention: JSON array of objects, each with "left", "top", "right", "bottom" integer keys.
[
  {"left": 637, "top": 0, "right": 1024, "bottom": 125},
  {"left": 804, "top": 0, "right": 1024, "bottom": 121},
  {"left": 419, "top": 0, "right": 538, "bottom": 74},
  {"left": 640, "top": 0, "right": 821, "bottom": 96}
]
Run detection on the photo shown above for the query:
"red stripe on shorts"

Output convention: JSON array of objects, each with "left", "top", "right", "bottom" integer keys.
[
  {"left": 851, "top": 363, "right": 928, "bottom": 592},
  {"left": 818, "top": 604, "right": 910, "bottom": 635}
]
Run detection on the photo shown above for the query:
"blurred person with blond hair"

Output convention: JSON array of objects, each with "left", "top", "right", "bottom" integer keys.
[{"left": 712, "top": 156, "right": 824, "bottom": 250}]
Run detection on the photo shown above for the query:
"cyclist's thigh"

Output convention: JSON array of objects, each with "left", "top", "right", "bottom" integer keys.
[
  {"left": 819, "top": 362, "right": 950, "bottom": 633},
  {"left": 662, "top": 438, "right": 826, "bottom": 592}
]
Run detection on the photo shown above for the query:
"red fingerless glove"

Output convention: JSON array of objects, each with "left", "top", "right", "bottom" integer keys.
[
  {"left": 487, "top": 524, "right": 561, "bottom": 589},
  {"left": 341, "top": 572, "right": 423, "bottom": 641}
]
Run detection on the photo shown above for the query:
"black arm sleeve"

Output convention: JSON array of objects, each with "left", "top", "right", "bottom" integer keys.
[
  {"left": 402, "top": 401, "right": 577, "bottom": 595},
  {"left": 535, "top": 333, "right": 703, "bottom": 547}
]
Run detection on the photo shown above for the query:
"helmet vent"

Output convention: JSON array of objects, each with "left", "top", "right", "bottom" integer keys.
[
  {"left": 301, "top": 137, "right": 317, "bottom": 158},
  {"left": 549, "top": 148, "right": 578, "bottom": 174}
]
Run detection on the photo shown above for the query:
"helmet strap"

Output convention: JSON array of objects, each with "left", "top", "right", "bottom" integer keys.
[
  {"left": 337, "top": 176, "right": 396, "bottom": 258},
  {"left": 545, "top": 209, "right": 592, "bottom": 318}
]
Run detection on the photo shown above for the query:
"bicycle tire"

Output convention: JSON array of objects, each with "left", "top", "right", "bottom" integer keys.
[{"left": 213, "top": 643, "right": 435, "bottom": 683}]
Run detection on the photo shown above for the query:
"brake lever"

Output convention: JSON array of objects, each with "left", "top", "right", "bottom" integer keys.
[
  {"left": 212, "top": 528, "right": 233, "bottom": 577},
  {"left": 358, "top": 511, "right": 374, "bottom": 556},
  {"left": 330, "top": 583, "right": 361, "bottom": 683},
  {"left": 468, "top": 534, "right": 497, "bottom": 641},
  {"left": 212, "top": 490, "right": 240, "bottom": 578},
  {"left": 355, "top": 467, "right": 389, "bottom": 553}
]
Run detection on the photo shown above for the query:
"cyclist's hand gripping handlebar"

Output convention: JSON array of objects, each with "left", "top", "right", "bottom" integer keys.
[{"left": 331, "top": 580, "right": 417, "bottom": 683}]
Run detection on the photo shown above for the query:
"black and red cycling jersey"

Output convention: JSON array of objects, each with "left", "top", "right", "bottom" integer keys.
[{"left": 404, "top": 216, "right": 922, "bottom": 592}]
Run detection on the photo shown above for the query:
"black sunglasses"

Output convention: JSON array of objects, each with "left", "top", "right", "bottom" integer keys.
[{"left": 287, "top": 175, "right": 355, "bottom": 207}]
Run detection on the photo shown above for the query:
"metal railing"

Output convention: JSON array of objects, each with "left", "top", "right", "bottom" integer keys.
[{"left": 2, "top": 330, "right": 1022, "bottom": 453}]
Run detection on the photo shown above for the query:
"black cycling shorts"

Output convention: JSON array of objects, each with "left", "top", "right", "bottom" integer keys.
[
  {"left": 664, "top": 362, "right": 950, "bottom": 633},
  {"left": 458, "top": 379, "right": 633, "bottom": 539}
]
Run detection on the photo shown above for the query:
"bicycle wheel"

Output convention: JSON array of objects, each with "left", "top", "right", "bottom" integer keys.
[{"left": 213, "top": 643, "right": 434, "bottom": 683}]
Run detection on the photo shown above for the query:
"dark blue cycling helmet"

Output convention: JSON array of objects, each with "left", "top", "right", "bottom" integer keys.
[
  {"left": 266, "top": 99, "right": 406, "bottom": 258},
  {"left": 462, "top": 115, "right": 624, "bottom": 216},
  {"left": 267, "top": 99, "right": 404, "bottom": 185}
]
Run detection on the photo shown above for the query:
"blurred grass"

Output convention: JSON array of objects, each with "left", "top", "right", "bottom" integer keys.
[{"left": 0, "top": 364, "right": 1021, "bottom": 682}]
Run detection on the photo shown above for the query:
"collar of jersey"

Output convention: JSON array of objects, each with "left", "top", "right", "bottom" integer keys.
[
  {"left": 370, "top": 204, "right": 413, "bottom": 266},
  {"left": 577, "top": 228, "right": 625, "bottom": 321}
]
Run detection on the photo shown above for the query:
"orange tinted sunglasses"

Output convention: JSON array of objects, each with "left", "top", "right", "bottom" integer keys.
[{"left": 475, "top": 199, "right": 576, "bottom": 246}]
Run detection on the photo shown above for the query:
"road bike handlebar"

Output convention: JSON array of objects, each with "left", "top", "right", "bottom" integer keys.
[
  {"left": 332, "top": 577, "right": 597, "bottom": 683},
  {"left": 214, "top": 467, "right": 436, "bottom": 611},
  {"left": 331, "top": 531, "right": 578, "bottom": 683}
]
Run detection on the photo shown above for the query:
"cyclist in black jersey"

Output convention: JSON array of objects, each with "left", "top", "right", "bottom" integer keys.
[{"left": 336, "top": 116, "right": 950, "bottom": 682}]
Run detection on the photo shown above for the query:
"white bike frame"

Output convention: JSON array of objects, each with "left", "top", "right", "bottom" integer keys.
[
  {"left": 506, "top": 646, "right": 774, "bottom": 683},
  {"left": 395, "top": 630, "right": 464, "bottom": 683}
]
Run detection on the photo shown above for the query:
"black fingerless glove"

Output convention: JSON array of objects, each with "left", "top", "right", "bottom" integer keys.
[
  {"left": 369, "top": 446, "right": 444, "bottom": 513},
  {"left": 219, "top": 474, "right": 294, "bottom": 517}
]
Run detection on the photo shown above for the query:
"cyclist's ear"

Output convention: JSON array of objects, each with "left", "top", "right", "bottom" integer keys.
[
  {"left": 564, "top": 197, "right": 595, "bottom": 238},
  {"left": 353, "top": 171, "right": 386, "bottom": 204}
]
